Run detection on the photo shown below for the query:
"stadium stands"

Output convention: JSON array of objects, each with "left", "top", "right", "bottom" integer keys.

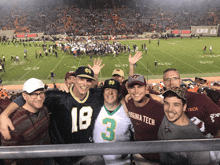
[{"left": 0, "top": 0, "right": 219, "bottom": 35}]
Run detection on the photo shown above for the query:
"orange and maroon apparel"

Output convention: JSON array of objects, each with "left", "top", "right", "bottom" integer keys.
[
  {"left": 125, "top": 95, "right": 164, "bottom": 162},
  {"left": 1, "top": 106, "right": 50, "bottom": 165},
  {"left": 185, "top": 91, "right": 220, "bottom": 137}
]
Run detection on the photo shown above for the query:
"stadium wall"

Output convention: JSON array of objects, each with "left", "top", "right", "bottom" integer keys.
[
  {"left": 0, "top": 30, "right": 45, "bottom": 39},
  {"left": 191, "top": 26, "right": 218, "bottom": 36},
  {"left": 14, "top": 33, "right": 44, "bottom": 39},
  {"left": 0, "top": 30, "right": 14, "bottom": 39}
]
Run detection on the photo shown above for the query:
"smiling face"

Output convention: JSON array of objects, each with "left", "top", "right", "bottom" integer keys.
[
  {"left": 164, "top": 96, "right": 187, "bottom": 125},
  {"left": 163, "top": 70, "right": 181, "bottom": 89},
  {"left": 128, "top": 84, "right": 148, "bottom": 105},
  {"left": 65, "top": 75, "right": 75, "bottom": 89},
  {"left": 103, "top": 88, "right": 118, "bottom": 105},
  {"left": 72, "top": 76, "right": 93, "bottom": 99},
  {"left": 23, "top": 89, "right": 45, "bottom": 112}
]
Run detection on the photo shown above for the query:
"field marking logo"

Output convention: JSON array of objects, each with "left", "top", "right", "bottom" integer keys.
[
  {"left": 198, "top": 61, "right": 213, "bottom": 64},
  {"left": 115, "top": 64, "right": 128, "bottom": 67},
  {"left": 11, "top": 61, "right": 25, "bottom": 66},
  {"left": 200, "top": 55, "right": 220, "bottom": 58},
  {"left": 24, "top": 67, "right": 39, "bottom": 71},
  {"left": 158, "top": 62, "right": 171, "bottom": 66}
]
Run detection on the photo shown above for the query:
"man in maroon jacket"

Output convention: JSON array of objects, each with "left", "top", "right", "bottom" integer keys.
[{"left": 163, "top": 68, "right": 220, "bottom": 138}]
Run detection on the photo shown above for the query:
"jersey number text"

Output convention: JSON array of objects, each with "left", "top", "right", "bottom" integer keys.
[{"left": 71, "top": 106, "right": 93, "bottom": 133}]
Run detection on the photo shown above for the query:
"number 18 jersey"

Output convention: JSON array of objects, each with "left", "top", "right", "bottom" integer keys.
[{"left": 45, "top": 87, "right": 103, "bottom": 165}]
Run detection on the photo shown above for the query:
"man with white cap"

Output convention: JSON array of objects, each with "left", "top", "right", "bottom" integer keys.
[
  {"left": 1, "top": 78, "right": 51, "bottom": 165},
  {"left": 0, "top": 59, "right": 105, "bottom": 165}
]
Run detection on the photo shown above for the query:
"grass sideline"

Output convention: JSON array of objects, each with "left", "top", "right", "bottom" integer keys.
[{"left": 0, "top": 37, "right": 220, "bottom": 85}]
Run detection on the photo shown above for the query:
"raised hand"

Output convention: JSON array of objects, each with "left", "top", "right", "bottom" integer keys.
[
  {"left": 88, "top": 58, "right": 105, "bottom": 75},
  {"left": 129, "top": 51, "right": 142, "bottom": 65}
]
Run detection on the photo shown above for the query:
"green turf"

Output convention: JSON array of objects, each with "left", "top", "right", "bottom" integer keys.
[{"left": 0, "top": 37, "right": 220, "bottom": 85}]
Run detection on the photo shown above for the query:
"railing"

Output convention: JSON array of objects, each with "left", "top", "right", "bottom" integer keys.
[{"left": 1, "top": 139, "right": 220, "bottom": 159}]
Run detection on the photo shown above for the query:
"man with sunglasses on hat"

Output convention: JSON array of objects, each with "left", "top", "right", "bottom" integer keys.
[{"left": 1, "top": 78, "right": 52, "bottom": 165}]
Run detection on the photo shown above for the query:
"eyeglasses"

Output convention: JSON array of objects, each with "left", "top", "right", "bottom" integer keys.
[
  {"left": 164, "top": 77, "right": 180, "bottom": 82},
  {"left": 28, "top": 91, "right": 45, "bottom": 99}
]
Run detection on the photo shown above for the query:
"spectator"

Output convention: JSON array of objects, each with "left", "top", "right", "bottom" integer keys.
[
  {"left": 53, "top": 82, "right": 57, "bottom": 89},
  {"left": 163, "top": 68, "right": 220, "bottom": 137},
  {"left": 0, "top": 59, "right": 105, "bottom": 165},
  {"left": 1, "top": 78, "right": 52, "bottom": 165},
  {"left": 15, "top": 55, "right": 19, "bottom": 62},
  {"left": 158, "top": 87, "right": 220, "bottom": 165},
  {"left": 203, "top": 88, "right": 220, "bottom": 106},
  {"left": 111, "top": 69, "right": 125, "bottom": 85},
  {"left": 64, "top": 71, "right": 75, "bottom": 89},
  {"left": 0, "top": 78, "right": 2, "bottom": 86},
  {"left": 44, "top": 83, "right": 48, "bottom": 90},
  {"left": 124, "top": 74, "right": 164, "bottom": 164},
  {"left": 50, "top": 71, "right": 55, "bottom": 82},
  {"left": 2, "top": 55, "right": 5, "bottom": 62},
  {"left": 1, "top": 62, "right": 5, "bottom": 72},
  {"left": 93, "top": 79, "right": 133, "bottom": 165}
]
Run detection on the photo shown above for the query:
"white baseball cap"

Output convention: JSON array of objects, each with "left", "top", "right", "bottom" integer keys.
[{"left": 23, "top": 78, "right": 44, "bottom": 93}]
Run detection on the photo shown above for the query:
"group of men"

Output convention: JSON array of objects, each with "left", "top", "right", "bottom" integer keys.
[{"left": 1, "top": 52, "right": 220, "bottom": 165}]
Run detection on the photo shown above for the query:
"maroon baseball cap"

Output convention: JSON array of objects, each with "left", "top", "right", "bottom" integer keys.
[
  {"left": 65, "top": 71, "right": 75, "bottom": 80},
  {"left": 128, "top": 74, "right": 146, "bottom": 87}
]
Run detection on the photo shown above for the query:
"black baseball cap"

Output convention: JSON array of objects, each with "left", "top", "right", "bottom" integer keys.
[
  {"left": 103, "top": 79, "right": 120, "bottom": 90},
  {"left": 75, "top": 66, "right": 96, "bottom": 80}
]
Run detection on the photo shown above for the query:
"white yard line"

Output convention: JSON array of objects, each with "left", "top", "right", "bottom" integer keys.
[
  {"left": 156, "top": 46, "right": 203, "bottom": 73},
  {"left": 19, "top": 59, "right": 44, "bottom": 81},
  {"left": 77, "top": 54, "right": 83, "bottom": 68},
  {"left": 116, "top": 57, "right": 128, "bottom": 77},
  {"left": 0, "top": 49, "right": 33, "bottom": 76},
  {"left": 175, "top": 42, "right": 220, "bottom": 69},
  {"left": 138, "top": 60, "right": 154, "bottom": 75},
  {"left": 46, "top": 54, "right": 66, "bottom": 79},
  {"left": 148, "top": 52, "right": 170, "bottom": 69},
  {"left": 167, "top": 50, "right": 203, "bottom": 73}
]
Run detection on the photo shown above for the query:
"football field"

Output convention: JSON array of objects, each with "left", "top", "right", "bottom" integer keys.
[{"left": 0, "top": 37, "right": 220, "bottom": 85}]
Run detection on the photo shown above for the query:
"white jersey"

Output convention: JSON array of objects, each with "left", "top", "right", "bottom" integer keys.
[{"left": 93, "top": 104, "right": 134, "bottom": 165}]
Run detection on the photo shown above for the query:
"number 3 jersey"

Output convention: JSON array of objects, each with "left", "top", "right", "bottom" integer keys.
[
  {"left": 44, "top": 87, "right": 103, "bottom": 165},
  {"left": 93, "top": 104, "right": 134, "bottom": 165}
]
